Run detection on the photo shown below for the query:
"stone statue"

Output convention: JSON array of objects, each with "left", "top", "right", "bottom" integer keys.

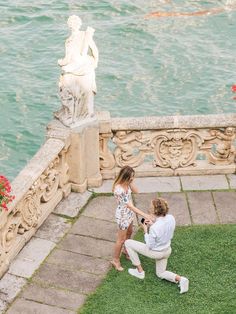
[
  {"left": 54, "top": 15, "right": 99, "bottom": 126},
  {"left": 209, "top": 127, "right": 236, "bottom": 164}
]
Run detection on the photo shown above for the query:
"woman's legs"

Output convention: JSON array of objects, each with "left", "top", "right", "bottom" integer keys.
[
  {"left": 112, "top": 228, "right": 128, "bottom": 270},
  {"left": 126, "top": 222, "right": 133, "bottom": 240},
  {"left": 123, "top": 222, "right": 133, "bottom": 258}
]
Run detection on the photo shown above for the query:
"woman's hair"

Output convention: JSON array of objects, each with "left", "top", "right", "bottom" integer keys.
[
  {"left": 151, "top": 198, "right": 169, "bottom": 217},
  {"left": 112, "top": 166, "right": 135, "bottom": 191}
]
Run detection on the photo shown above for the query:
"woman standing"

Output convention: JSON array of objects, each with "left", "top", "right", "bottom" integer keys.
[
  {"left": 125, "top": 198, "right": 189, "bottom": 294},
  {"left": 111, "top": 166, "right": 151, "bottom": 271}
]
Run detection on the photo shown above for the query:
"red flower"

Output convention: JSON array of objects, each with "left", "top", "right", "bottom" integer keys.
[
  {"left": 1, "top": 202, "right": 7, "bottom": 210},
  {"left": 0, "top": 175, "right": 14, "bottom": 212},
  {"left": 231, "top": 85, "right": 236, "bottom": 92}
]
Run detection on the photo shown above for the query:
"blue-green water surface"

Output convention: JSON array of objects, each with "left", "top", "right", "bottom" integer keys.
[{"left": 1, "top": 0, "right": 236, "bottom": 180}]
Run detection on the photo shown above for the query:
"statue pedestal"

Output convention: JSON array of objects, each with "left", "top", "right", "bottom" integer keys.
[
  {"left": 70, "top": 115, "right": 97, "bottom": 128},
  {"left": 47, "top": 117, "right": 102, "bottom": 193},
  {"left": 69, "top": 118, "right": 102, "bottom": 192}
]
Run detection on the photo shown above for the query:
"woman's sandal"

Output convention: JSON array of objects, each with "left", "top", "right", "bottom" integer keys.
[{"left": 110, "top": 261, "right": 124, "bottom": 272}]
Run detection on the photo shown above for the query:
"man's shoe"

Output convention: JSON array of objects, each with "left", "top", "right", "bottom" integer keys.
[
  {"left": 179, "top": 276, "right": 189, "bottom": 294},
  {"left": 128, "top": 268, "right": 145, "bottom": 279}
]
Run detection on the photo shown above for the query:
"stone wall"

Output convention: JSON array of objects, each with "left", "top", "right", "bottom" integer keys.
[
  {"left": 0, "top": 111, "right": 235, "bottom": 278},
  {"left": 0, "top": 117, "right": 103, "bottom": 278},
  {"left": 0, "top": 137, "right": 71, "bottom": 278},
  {"left": 99, "top": 112, "right": 236, "bottom": 178}
]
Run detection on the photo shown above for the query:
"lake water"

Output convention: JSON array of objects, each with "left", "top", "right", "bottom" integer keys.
[{"left": 1, "top": 0, "right": 236, "bottom": 180}]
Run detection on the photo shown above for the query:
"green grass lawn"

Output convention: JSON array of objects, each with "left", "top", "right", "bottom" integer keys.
[{"left": 80, "top": 225, "right": 236, "bottom": 314}]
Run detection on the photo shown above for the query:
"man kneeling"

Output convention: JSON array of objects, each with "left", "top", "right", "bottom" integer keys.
[{"left": 125, "top": 198, "right": 189, "bottom": 294}]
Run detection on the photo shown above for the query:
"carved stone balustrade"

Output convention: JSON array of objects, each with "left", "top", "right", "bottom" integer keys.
[
  {"left": 0, "top": 114, "right": 103, "bottom": 278},
  {"left": 1, "top": 111, "right": 235, "bottom": 279},
  {"left": 98, "top": 112, "right": 236, "bottom": 178},
  {"left": 0, "top": 138, "right": 71, "bottom": 278}
]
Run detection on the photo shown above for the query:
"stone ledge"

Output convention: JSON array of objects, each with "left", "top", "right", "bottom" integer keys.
[{"left": 111, "top": 113, "right": 236, "bottom": 130}]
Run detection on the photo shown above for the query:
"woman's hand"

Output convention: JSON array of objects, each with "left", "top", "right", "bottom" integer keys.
[{"left": 144, "top": 214, "right": 155, "bottom": 223}]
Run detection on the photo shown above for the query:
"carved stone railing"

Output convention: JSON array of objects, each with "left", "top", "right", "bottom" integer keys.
[
  {"left": 1, "top": 111, "right": 235, "bottom": 278},
  {"left": 99, "top": 113, "right": 236, "bottom": 178},
  {"left": 0, "top": 137, "right": 71, "bottom": 277},
  {"left": 0, "top": 116, "right": 102, "bottom": 278}
]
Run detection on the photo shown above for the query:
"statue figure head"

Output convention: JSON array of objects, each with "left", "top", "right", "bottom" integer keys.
[
  {"left": 225, "top": 127, "right": 234, "bottom": 136},
  {"left": 67, "top": 15, "right": 82, "bottom": 31}
]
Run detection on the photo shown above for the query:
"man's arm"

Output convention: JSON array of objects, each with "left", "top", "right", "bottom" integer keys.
[{"left": 142, "top": 224, "right": 157, "bottom": 249}]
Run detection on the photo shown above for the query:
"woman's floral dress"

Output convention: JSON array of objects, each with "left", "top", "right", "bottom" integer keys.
[{"left": 114, "top": 184, "right": 134, "bottom": 230}]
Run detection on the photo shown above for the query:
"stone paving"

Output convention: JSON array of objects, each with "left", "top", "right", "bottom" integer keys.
[{"left": 0, "top": 174, "right": 236, "bottom": 313}]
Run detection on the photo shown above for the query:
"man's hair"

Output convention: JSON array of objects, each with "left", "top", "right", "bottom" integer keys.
[{"left": 152, "top": 198, "right": 169, "bottom": 216}]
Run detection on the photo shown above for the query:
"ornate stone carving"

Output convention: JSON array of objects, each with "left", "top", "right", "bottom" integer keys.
[
  {"left": 153, "top": 129, "right": 203, "bottom": 169},
  {"left": 55, "top": 15, "right": 99, "bottom": 126},
  {"left": 17, "top": 158, "right": 61, "bottom": 234},
  {"left": 113, "top": 131, "right": 150, "bottom": 167},
  {"left": 208, "top": 127, "right": 236, "bottom": 165},
  {"left": 17, "top": 181, "right": 42, "bottom": 233},
  {"left": 99, "top": 133, "right": 115, "bottom": 170},
  {"left": 107, "top": 129, "right": 204, "bottom": 170},
  {"left": 0, "top": 141, "right": 71, "bottom": 278},
  {"left": 99, "top": 125, "right": 236, "bottom": 173},
  {"left": 1, "top": 212, "right": 21, "bottom": 252},
  {"left": 40, "top": 160, "right": 60, "bottom": 203},
  {"left": 58, "top": 148, "right": 70, "bottom": 188}
]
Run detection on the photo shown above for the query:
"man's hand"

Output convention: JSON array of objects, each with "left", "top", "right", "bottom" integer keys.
[
  {"left": 140, "top": 222, "right": 148, "bottom": 233},
  {"left": 145, "top": 215, "right": 155, "bottom": 223}
]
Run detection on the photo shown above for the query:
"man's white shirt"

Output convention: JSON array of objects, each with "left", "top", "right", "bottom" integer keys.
[{"left": 144, "top": 214, "right": 176, "bottom": 251}]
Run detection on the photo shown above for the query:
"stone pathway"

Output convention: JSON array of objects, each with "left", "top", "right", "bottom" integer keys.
[{"left": 0, "top": 175, "right": 236, "bottom": 313}]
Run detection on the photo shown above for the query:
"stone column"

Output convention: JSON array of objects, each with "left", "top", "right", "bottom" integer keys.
[{"left": 47, "top": 118, "right": 102, "bottom": 193}]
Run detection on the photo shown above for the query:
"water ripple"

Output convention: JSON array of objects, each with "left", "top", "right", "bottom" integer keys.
[{"left": 1, "top": 0, "right": 236, "bottom": 179}]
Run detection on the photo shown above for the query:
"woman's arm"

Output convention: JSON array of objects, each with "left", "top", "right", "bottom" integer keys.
[
  {"left": 129, "top": 181, "right": 138, "bottom": 194},
  {"left": 127, "top": 202, "right": 152, "bottom": 220}
]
